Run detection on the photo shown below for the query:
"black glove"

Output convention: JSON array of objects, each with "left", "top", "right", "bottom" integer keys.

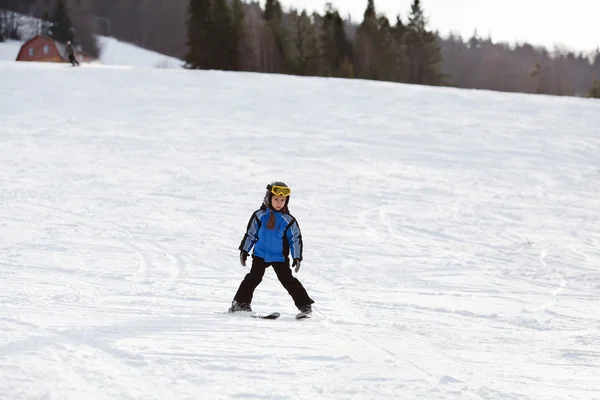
[
  {"left": 292, "top": 258, "right": 301, "bottom": 273},
  {"left": 240, "top": 251, "right": 248, "bottom": 267}
]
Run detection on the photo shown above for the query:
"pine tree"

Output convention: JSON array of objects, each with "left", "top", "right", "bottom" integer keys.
[
  {"left": 393, "top": 15, "right": 406, "bottom": 39},
  {"left": 263, "top": 0, "right": 291, "bottom": 74},
  {"left": 0, "top": 11, "right": 5, "bottom": 42},
  {"left": 49, "top": 0, "right": 75, "bottom": 44},
  {"left": 264, "top": 0, "right": 283, "bottom": 21},
  {"left": 403, "top": 0, "right": 443, "bottom": 85},
  {"left": 184, "top": 0, "right": 213, "bottom": 69},
  {"left": 391, "top": 15, "right": 409, "bottom": 82},
  {"left": 308, "top": 12, "right": 323, "bottom": 75},
  {"left": 212, "top": 0, "right": 233, "bottom": 70},
  {"left": 295, "top": 10, "right": 320, "bottom": 76},
  {"left": 593, "top": 49, "right": 600, "bottom": 78},
  {"left": 231, "top": 0, "right": 246, "bottom": 71},
  {"left": 531, "top": 62, "right": 543, "bottom": 94},
  {"left": 589, "top": 80, "right": 600, "bottom": 98},
  {"left": 376, "top": 15, "right": 397, "bottom": 81},
  {"left": 320, "top": 6, "right": 335, "bottom": 76},
  {"left": 337, "top": 56, "right": 354, "bottom": 78},
  {"left": 40, "top": 11, "right": 53, "bottom": 37},
  {"left": 333, "top": 11, "right": 353, "bottom": 77},
  {"left": 354, "top": 0, "right": 381, "bottom": 80},
  {"left": 319, "top": 4, "right": 354, "bottom": 77},
  {"left": 421, "top": 30, "right": 444, "bottom": 84},
  {"left": 364, "top": 0, "right": 376, "bottom": 19}
]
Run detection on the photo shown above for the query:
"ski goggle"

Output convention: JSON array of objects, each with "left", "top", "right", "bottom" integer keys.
[{"left": 268, "top": 185, "right": 291, "bottom": 197}]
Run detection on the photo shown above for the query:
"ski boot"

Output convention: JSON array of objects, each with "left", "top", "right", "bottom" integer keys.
[
  {"left": 229, "top": 300, "right": 252, "bottom": 313},
  {"left": 296, "top": 305, "right": 312, "bottom": 319}
]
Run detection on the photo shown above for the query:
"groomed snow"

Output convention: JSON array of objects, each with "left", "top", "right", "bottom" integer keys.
[
  {"left": 95, "top": 36, "right": 182, "bottom": 69},
  {"left": 0, "top": 39, "right": 26, "bottom": 61},
  {"left": 1, "top": 61, "right": 599, "bottom": 399}
]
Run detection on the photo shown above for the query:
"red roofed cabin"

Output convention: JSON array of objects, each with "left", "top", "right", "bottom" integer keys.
[{"left": 16, "top": 35, "right": 96, "bottom": 64}]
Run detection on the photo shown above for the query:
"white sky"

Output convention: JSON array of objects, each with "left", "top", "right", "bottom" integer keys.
[{"left": 278, "top": 0, "right": 600, "bottom": 53}]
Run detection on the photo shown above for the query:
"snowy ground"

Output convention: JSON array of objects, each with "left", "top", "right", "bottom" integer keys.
[
  {"left": 95, "top": 36, "right": 182, "bottom": 69},
  {"left": 1, "top": 61, "right": 600, "bottom": 400},
  {"left": 0, "top": 39, "right": 25, "bottom": 61}
]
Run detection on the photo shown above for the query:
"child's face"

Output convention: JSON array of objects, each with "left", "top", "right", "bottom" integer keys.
[{"left": 271, "top": 195, "right": 286, "bottom": 211}]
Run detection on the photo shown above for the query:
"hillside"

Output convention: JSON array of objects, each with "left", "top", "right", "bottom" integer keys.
[
  {"left": 0, "top": 35, "right": 182, "bottom": 68},
  {"left": 1, "top": 61, "right": 599, "bottom": 400}
]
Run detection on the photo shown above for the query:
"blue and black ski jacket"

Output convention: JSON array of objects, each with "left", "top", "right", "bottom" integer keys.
[{"left": 239, "top": 204, "right": 303, "bottom": 263}]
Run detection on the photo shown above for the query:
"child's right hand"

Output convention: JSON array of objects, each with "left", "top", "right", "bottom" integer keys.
[{"left": 292, "top": 259, "right": 301, "bottom": 273}]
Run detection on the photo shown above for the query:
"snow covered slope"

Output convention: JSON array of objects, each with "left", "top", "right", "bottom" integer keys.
[
  {"left": 0, "top": 36, "right": 181, "bottom": 68},
  {"left": 0, "top": 39, "right": 25, "bottom": 61},
  {"left": 96, "top": 36, "right": 181, "bottom": 68},
  {"left": 1, "top": 61, "right": 599, "bottom": 400}
]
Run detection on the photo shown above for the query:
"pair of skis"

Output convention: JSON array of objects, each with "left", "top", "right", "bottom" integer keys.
[{"left": 228, "top": 310, "right": 311, "bottom": 320}]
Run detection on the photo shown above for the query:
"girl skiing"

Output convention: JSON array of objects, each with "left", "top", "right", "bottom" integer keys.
[{"left": 230, "top": 181, "right": 314, "bottom": 316}]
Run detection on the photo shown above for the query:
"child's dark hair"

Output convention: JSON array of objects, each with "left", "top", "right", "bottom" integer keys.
[{"left": 267, "top": 213, "right": 276, "bottom": 229}]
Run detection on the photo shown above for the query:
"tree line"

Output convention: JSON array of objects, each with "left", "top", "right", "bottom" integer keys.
[
  {"left": 2, "top": 0, "right": 599, "bottom": 98},
  {"left": 183, "top": 0, "right": 600, "bottom": 97},
  {"left": 184, "top": 0, "right": 445, "bottom": 86}
]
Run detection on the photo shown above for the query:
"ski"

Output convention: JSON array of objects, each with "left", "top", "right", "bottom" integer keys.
[
  {"left": 253, "top": 312, "right": 280, "bottom": 320},
  {"left": 223, "top": 310, "right": 280, "bottom": 320}
]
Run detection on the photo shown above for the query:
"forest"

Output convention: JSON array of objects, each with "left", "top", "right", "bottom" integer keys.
[{"left": 2, "top": 0, "right": 599, "bottom": 97}]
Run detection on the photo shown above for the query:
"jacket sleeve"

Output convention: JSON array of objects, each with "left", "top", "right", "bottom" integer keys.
[
  {"left": 286, "top": 219, "right": 303, "bottom": 261},
  {"left": 239, "top": 212, "right": 260, "bottom": 253}
]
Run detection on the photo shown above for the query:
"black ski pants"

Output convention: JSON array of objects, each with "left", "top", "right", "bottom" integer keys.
[
  {"left": 69, "top": 53, "right": 79, "bottom": 66},
  {"left": 234, "top": 256, "right": 314, "bottom": 310}
]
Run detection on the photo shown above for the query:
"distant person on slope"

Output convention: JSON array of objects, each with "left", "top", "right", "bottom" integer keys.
[
  {"left": 230, "top": 181, "right": 314, "bottom": 317},
  {"left": 66, "top": 41, "right": 79, "bottom": 66}
]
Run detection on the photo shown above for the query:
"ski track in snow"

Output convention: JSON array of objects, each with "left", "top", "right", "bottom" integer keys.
[{"left": 1, "top": 61, "right": 600, "bottom": 399}]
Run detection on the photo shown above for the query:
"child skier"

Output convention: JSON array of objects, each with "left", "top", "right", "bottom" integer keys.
[{"left": 230, "top": 181, "right": 314, "bottom": 317}]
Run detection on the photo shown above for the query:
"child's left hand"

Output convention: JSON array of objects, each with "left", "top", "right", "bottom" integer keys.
[
  {"left": 292, "top": 259, "right": 301, "bottom": 272},
  {"left": 240, "top": 251, "right": 248, "bottom": 267}
]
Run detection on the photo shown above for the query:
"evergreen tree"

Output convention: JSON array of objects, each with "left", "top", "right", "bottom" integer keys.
[
  {"left": 422, "top": 30, "right": 444, "bottom": 84},
  {"left": 49, "top": 0, "right": 75, "bottom": 44},
  {"left": 364, "top": 0, "right": 376, "bottom": 19},
  {"left": 184, "top": 0, "right": 243, "bottom": 71},
  {"left": 589, "top": 80, "right": 600, "bottom": 98},
  {"left": 212, "top": 0, "right": 233, "bottom": 70},
  {"left": 308, "top": 12, "right": 324, "bottom": 75},
  {"left": 263, "top": 0, "right": 292, "bottom": 74},
  {"left": 391, "top": 15, "right": 409, "bottom": 82},
  {"left": 295, "top": 10, "right": 320, "bottom": 76},
  {"left": 231, "top": 0, "right": 246, "bottom": 71},
  {"left": 264, "top": 0, "right": 283, "bottom": 21},
  {"left": 403, "top": 0, "right": 443, "bottom": 85},
  {"left": 468, "top": 29, "right": 480, "bottom": 49},
  {"left": 184, "top": 0, "right": 213, "bottom": 69},
  {"left": 321, "top": 4, "right": 352, "bottom": 77},
  {"left": 333, "top": 11, "right": 353, "bottom": 77},
  {"left": 1, "top": 11, "right": 22, "bottom": 41},
  {"left": 354, "top": 0, "right": 382, "bottom": 80},
  {"left": 376, "top": 15, "right": 398, "bottom": 81},
  {"left": 0, "top": 12, "right": 5, "bottom": 42},
  {"left": 392, "top": 15, "right": 406, "bottom": 38},
  {"left": 354, "top": 0, "right": 398, "bottom": 81},
  {"left": 531, "top": 62, "right": 543, "bottom": 94},
  {"left": 593, "top": 49, "right": 600, "bottom": 78},
  {"left": 320, "top": 6, "right": 336, "bottom": 76},
  {"left": 40, "top": 11, "right": 53, "bottom": 37}
]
